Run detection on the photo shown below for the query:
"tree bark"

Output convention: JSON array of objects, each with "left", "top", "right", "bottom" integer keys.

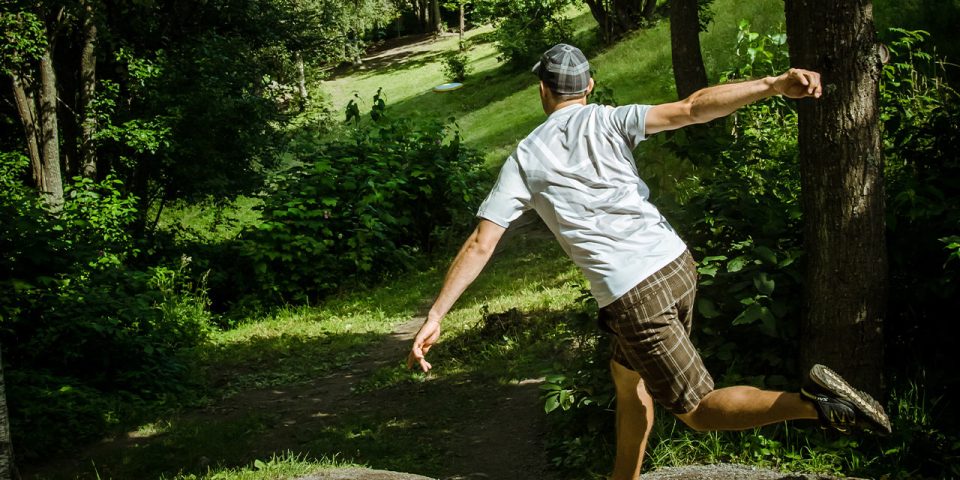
[
  {"left": 585, "top": 0, "right": 639, "bottom": 43},
  {"left": 642, "top": 0, "right": 657, "bottom": 21},
  {"left": 459, "top": 2, "right": 465, "bottom": 47},
  {"left": 79, "top": 0, "right": 98, "bottom": 180},
  {"left": 785, "top": 0, "right": 886, "bottom": 396},
  {"left": 38, "top": 48, "right": 64, "bottom": 208},
  {"left": 670, "top": 0, "right": 708, "bottom": 99},
  {"left": 416, "top": 0, "right": 426, "bottom": 32},
  {"left": 11, "top": 73, "right": 43, "bottom": 184},
  {"left": 431, "top": 0, "right": 442, "bottom": 34},
  {"left": 0, "top": 346, "right": 18, "bottom": 480},
  {"left": 294, "top": 50, "right": 308, "bottom": 108}
]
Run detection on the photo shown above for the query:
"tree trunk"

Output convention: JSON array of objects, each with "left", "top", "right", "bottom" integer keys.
[
  {"left": 431, "top": 0, "right": 442, "bottom": 34},
  {"left": 294, "top": 50, "right": 308, "bottom": 109},
  {"left": 459, "top": 2, "right": 465, "bottom": 47},
  {"left": 584, "top": 0, "right": 646, "bottom": 43},
  {"left": 642, "top": 0, "right": 657, "bottom": 20},
  {"left": 11, "top": 73, "right": 43, "bottom": 184},
  {"left": 38, "top": 48, "right": 64, "bottom": 208},
  {"left": 670, "top": 0, "right": 708, "bottom": 99},
  {"left": 583, "top": 0, "right": 612, "bottom": 43},
  {"left": 0, "top": 346, "right": 18, "bottom": 480},
  {"left": 79, "top": 0, "right": 98, "bottom": 179},
  {"left": 785, "top": 0, "right": 886, "bottom": 396},
  {"left": 416, "top": 0, "right": 426, "bottom": 32}
]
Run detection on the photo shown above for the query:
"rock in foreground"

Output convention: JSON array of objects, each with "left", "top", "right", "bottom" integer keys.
[
  {"left": 296, "top": 468, "right": 434, "bottom": 480},
  {"left": 641, "top": 464, "right": 857, "bottom": 479}
]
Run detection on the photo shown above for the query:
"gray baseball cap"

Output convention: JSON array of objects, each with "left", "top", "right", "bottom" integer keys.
[{"left": 532, "top": 43, "right": 591, "bottom": 95}]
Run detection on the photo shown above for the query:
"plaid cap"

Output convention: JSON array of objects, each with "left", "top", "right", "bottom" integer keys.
[{"left": 532, "top": 43, "right": 591, "bottom": 95}]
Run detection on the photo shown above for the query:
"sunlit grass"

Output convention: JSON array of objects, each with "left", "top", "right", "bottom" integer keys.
[
  {"left": 320, "top": 0, "right": 787, "bottom": 167},
  {"left": 165, "top": 452, "right": 358, "bottom": 480}
]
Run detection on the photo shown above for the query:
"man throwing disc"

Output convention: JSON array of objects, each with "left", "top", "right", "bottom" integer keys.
[{"left": 407, "top": 43, "right": 891, "bottom": 479}]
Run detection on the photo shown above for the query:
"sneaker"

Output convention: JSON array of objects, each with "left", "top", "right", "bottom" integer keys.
[
  {"left": 800, "top": 386, "right": 858, "bottom": 433},
  {"left": 803, "top": 364, "right": 892, "bottom": 435}
]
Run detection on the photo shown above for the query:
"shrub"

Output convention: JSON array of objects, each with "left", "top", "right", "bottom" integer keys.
[
  {"left": 479, "top": 0, "right": 573, "bottom": 67},
  {"left": 0, "top": 153, "right": 214, "bottom": 454},
  {"left": 670, "top": 18, "right": 801, "bottom": 388},
  {"left": 442, "top": 50, "right": 471, "bottom": 82},
  {"left": 240, "top": 90, "right": 485, "bottom": 303}
]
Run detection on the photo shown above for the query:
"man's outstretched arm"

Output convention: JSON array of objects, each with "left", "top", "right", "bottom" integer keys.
[
  {"left": 645, "top": 68, "right": 822, "bottom": 135},
  {"left": 407, "top": 219, "right": 507, "bottom": 372}
]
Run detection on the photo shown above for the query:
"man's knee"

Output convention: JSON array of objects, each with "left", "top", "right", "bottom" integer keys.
[
  {"left": 675, "top": 406, "right": 710, "bottom": 432},
  {"left": 610, "top": 359, "right": 641, "bottom": 389}
]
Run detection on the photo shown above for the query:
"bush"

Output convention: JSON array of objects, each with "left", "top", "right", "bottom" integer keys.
[
  {"left": 442, "top": 50, "right": 471, "bottom": 82},
  {"left": 879, "top": 32, "right": 960, "bottom": 469},
  {"left": 669, "top": 19, "right": 802, "bottom": 388},
  {"left": 479, "top": 0, "right": 573, "bottom": 67},
  {"left": 239, "top": 91, "right": 485, "bottom": 303},
  {"left": 0, "top": 153, "right": 214, "bottom": 454}
]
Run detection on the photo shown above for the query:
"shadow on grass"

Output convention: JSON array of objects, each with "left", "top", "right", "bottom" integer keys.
[
  {"left": 23, "top": 309, "right": 574, "bottom": 480},
  {"left": 23, "top": 232, "right": 577, "bottom": 480}
]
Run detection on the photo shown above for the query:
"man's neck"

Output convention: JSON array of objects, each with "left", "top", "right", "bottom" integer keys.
[{"left": 546, "top": 98, "right": 587, "bottom": 115}]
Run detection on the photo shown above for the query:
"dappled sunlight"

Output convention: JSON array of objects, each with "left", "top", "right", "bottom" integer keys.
[{"left": 127, "top": 420, "right": 173, "bottom": 440}]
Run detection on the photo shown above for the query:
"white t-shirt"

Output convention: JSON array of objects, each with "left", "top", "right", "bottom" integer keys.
[{"left": 476, "top": 103, "right": 687, "bottom": 307}]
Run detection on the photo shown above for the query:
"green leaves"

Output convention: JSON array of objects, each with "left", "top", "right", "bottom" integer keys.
[
  {"left": 541, "top": 373, "right": 604, "bottom": 414},
  {"left": 242, "top": 95, "right": 485, "bottom": 303},
  {"left": 0, "top": 7, "right": 47, "bottom": 75}
]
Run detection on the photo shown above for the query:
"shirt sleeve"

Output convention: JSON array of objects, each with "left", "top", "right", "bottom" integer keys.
[
  {"left": 607, "top": 104, "right": 652, "bottom": 150},
  {"left": 476, "top": 155, "right": 532, "bottom": 228}
]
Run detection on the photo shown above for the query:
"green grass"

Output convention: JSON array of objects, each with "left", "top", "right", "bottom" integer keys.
[
  {"left": 27, "top": 231, "right": 581, "bottom": 480},
  {"left": 165, "top": 452, "right": 357, "bottom": 480},
  {"left": 321, "top": 0, "right": 786, "bottom": 167}
]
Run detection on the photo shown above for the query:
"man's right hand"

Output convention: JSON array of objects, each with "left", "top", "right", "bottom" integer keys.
[
  {"left": 772, "top": 68, "right": 822, "bottom": 99},
  {"left": 407, "top": 316, "right": 441, "bottom": 372}
]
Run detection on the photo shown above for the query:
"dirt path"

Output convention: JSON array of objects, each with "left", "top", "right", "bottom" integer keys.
[{"left": 25, "top": 313, "right": 556, "bottom": 480}]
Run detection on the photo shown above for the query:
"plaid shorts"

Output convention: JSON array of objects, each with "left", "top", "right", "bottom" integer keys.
[{"left": 599, "top": 250, "right": 715, "bottom": 414}]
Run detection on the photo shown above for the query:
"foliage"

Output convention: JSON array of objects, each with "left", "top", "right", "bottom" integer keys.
[
  {"left": 0, "top": 153, "right": 214, "bottom": 455},
  {"left": 673, "top": 18, "right": 800, "bottom": 387},
  {"left": 477, "top": 0, "right": 573, "bottom": 67},
  {"left": 442, "top": 49, "right": 472, "bottom": 82},
  {"left": 879, "top": 28, "right": 960, "bottom": 436},
  {"left": 239, "top": 92, "right": 485, "bottom": 304},
  {"left": 0, "top": 6, "right": 45, "bottom": 75},
  {"left": 539, "top": 288, "right": 617, "bottom": 476}
]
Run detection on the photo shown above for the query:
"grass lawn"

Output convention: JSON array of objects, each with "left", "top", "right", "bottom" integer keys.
[{"left": 321, "top": 0, "right": 786, "bottom": 167}]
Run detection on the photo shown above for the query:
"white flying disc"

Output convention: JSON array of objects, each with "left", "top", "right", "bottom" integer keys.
[{"left": 433, "top": 82, "right": 464, "bottom": 92}]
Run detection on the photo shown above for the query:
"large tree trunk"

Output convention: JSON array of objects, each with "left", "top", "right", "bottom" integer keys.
[
  {"left": 294, "top": 50, "right": 308, "bottom": 109},
  {"left": 416, "top": 0, "right": 426, "bottom": 32},
  {"left": 431, "top": 0, "right": 442, "bottom": 34},
  {"left": 79, "top": 0, "right": 98, "bottom": 179},
  {"left": 642, "top": 0, "right": 657, "bottom": 21},
  {"left": 785, "top": 0, "right": 886, "bottom": 396},
  {"left": 10, "top": 73, "right": 43, "bottom": 184},
  {"left": 0, "top": 346, "right": 17, "bottom": 480},
  {"left": 584, "top": 0, "right": 647, "bottom": 43},
  {"left": 670, "top": 0, "right": 707, "bottom": 99},
  {"left": 12, "top": 46, "right": 64, "bottom": 208},
  {"left": 38, "top": 48, "right": 63, "bottom": 208},
  {"left": 459, "top": 2, "right": 465, "bottom": 47}
]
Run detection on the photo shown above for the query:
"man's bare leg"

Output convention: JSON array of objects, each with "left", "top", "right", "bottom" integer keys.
[
  {"left": 610, "top": 360, "right": 654, "bottom": 480},
  {"left": 676, "top": 386, "right": 818, "bottom": 432}
]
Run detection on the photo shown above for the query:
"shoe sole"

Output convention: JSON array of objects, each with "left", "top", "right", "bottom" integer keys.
[{"left": 809, "top": 364, "right": 892, "bottom": 435}]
